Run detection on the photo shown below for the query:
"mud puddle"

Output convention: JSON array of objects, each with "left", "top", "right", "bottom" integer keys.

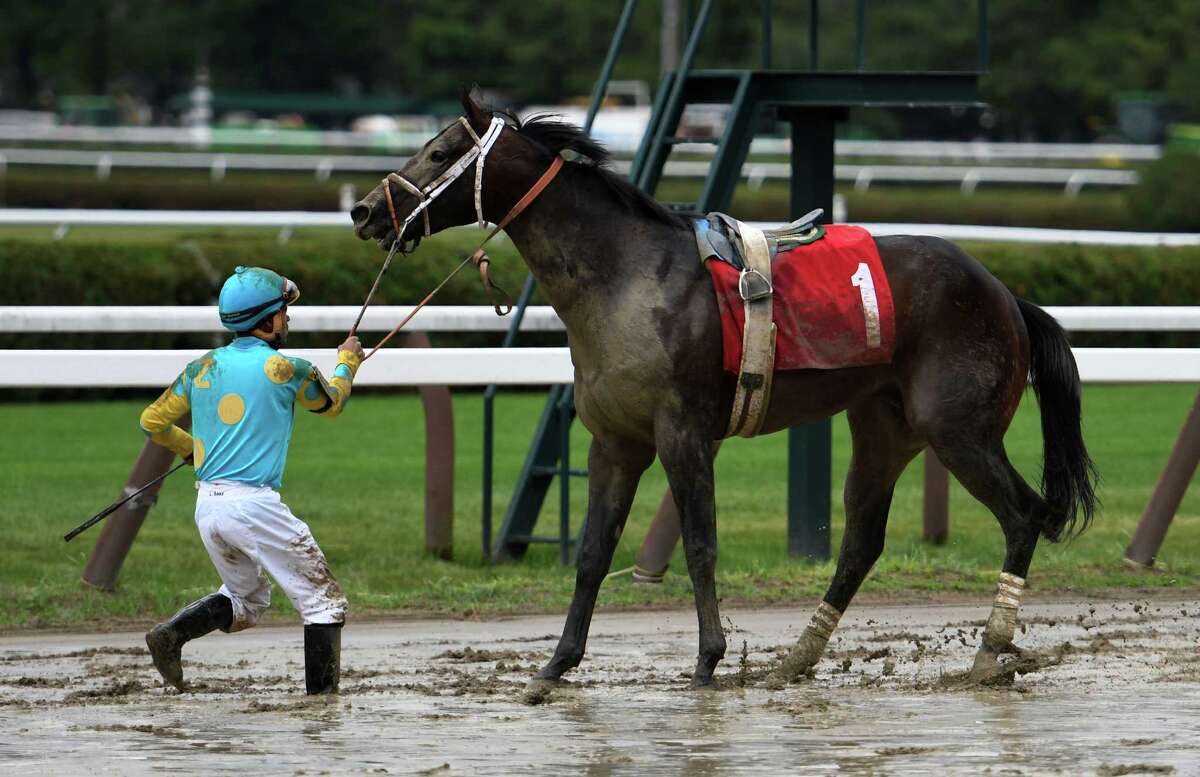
[{"left": 1, "top": 599, "right": 1198, "bottom": 775}]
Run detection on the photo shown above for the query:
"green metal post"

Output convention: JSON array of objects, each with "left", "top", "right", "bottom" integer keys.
[
  {"left": 630, "top": 70, "right": 675, "bottom": 183},
  {"left": 697, "top": 73, "right": 756, "bottom": 212},
  {"left": 783, "top": 107, "right": 840, "bottom": 561}
]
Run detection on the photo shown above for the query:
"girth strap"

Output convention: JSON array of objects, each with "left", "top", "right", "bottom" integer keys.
[{"left": 725, "top": 222, "right": 776, "bottom": 438}]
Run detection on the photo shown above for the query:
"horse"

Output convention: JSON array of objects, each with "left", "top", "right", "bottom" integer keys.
[{"left": 350, "top": 92, "right": 1098, "bottom": 692}]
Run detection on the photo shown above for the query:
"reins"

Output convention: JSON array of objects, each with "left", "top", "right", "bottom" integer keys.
[{"left": 356, "top": 150, "right": 564, "bottom": 362}]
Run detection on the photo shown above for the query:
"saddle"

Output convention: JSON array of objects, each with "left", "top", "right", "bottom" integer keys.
[
  {"left": 693, "top": 209, "right": 825, "bottom": 438},
  {"left": 695, "top": 209, "right": 825, "bottom": 271}
]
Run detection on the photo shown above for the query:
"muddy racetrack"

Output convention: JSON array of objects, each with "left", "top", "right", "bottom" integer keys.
[{"left": 1, "top": 596, "right": 1198, "bottom": 775}]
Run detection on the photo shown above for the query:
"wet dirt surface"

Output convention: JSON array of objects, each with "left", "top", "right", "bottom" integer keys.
[{"left": 1, "top": 597, "right": 1198, "bottom": 775}]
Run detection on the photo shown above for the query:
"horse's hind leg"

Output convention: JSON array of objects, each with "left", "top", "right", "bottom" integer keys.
[
  {"left": 530, "top": 435, "right": 655, "bottom": 687},
  {"left": 769, "top": 393, "right": 923, "bottom": 686},
  {"left": 930, "top": 435, "right": 1045, "bottom": 677}
]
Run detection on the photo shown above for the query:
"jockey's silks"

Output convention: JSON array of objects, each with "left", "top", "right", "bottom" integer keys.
[{"left": 140, "top": 337, "right": 360, "bottom": 488}]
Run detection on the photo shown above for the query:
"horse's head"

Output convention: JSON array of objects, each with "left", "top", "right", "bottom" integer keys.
[{"left": 351, "top": 92, "right": 508, "bottom": 251}]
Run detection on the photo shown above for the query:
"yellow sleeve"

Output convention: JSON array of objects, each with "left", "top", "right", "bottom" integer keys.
[
  {"left": 139, "top": 373, "right": 194, "bottom": 459},
  {"left": 297, "top": 350, "right": 361, "bottom": 418}
]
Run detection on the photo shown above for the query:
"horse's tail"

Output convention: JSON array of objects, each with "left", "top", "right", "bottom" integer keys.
[{"left": 1017, "top": 298, "right": 1099, "bottom": 541}]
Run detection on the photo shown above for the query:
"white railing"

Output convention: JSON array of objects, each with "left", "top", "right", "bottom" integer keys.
[
  {"left": 5, "top": 306, "right": 1200, "bottom": 334},
  {"left": 2, "top": 209, "right": 1198, "bottom": 247},
  {"left": 0, "top": 148, "right": 405, "bottom": 181},
  {"left": 0, "top": 146, "right": 1143, "bottom": 194},
  {"left": 0, "top": 123, "right": 1160, "bottom": 161},
  {"left": 0, "top": 124, "right": 430, "bottom": 151},
  {"left": 0, "top": 348, "right": 575, "bottom": 388},
  {"left": 0, "top": 305, "right": 562, "bottom": 333},
  {"left": 3, "top": 306, "right": 1195, "bottom": 388},
  {"left": 0, "top": 347, "right": 1194, "bottom": 388}
]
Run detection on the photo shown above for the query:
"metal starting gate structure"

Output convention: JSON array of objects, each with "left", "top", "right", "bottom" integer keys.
[{"left": 484, "top": 0, "right": 989, "bottom": 563}]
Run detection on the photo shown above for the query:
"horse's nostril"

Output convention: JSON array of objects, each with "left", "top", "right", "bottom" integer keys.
[{"left": 351, "top": 204, "right": 370, "bottom": 228}]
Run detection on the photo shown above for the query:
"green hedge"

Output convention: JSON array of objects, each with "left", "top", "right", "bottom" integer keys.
[
  {"left": 1, "top": 168, "right": 1143, "bottom": 230},
  {"left": 0, "top": 170, "right": 375, "bottom": 212},
  {"left": 3, "top": 228, "right": 1197, "bottom": 352},
  {"left": 1127, "top": 151, "right": 1200, "bottom": 232}
]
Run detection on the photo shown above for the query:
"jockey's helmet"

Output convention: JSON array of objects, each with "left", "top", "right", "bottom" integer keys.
[{"left": 217, "top": 266, "right": 300, "bottom": 332}]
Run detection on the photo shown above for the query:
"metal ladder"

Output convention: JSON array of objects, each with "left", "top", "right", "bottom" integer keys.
[{"left": 486, "top": 0, "right": 769, "bottom": 563}]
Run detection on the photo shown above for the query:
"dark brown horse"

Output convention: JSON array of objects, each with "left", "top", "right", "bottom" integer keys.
[{"left": 351, "top": 93, "right": 1097, "bottom": 692}]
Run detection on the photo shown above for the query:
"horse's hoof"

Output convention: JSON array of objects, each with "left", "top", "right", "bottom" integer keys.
[
  {"left": 762, "top": 672, "right": 788, "bottom": 691},
  {"left": 689, "top": 674, "right": 717, "bottom": 690},
  {"left": 766, "top": 652, "right": 817, "bottom": 689},
  {"left": 521, "top": 677, "right": 559, "bottom": 706},
  {"left": 965, "top": 644, "right": 1024, "bottom": 687}
]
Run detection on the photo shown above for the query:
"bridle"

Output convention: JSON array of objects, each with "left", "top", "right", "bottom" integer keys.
[
  {"left": 349, "top": 113, "right": 565, "bottom": 360},
  {"left": 381, "top": 116, "right": 506, "bottom": 253}
]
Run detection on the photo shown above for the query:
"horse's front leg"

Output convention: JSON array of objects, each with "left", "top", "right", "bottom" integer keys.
[
  {"left": 656, "top": 425, "right": 724, "bottom": 687},
  {"left": 531, "top": 434, "right": 654, "bottom": 686}
]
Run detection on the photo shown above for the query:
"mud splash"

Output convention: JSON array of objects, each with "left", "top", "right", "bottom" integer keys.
[{"left": 0, "top": 598, "right": 1198, "bottom": 775}]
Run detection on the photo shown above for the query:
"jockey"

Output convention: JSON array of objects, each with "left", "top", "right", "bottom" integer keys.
[{"left": 139, "top": 266, "right": 364, "bottom": 694}]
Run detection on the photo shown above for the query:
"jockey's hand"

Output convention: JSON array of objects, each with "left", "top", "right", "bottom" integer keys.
[{"left": 338, "top": 335, "right": 365, "bottom": 360}]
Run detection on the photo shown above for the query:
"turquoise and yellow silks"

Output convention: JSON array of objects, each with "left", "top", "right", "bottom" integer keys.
[{"left": 139, "top": 337, "right": 360, "bottom": 488}]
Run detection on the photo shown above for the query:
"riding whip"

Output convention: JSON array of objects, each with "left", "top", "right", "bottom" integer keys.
[{"left": 63, "top": 461, "right": 188, "bottom": 542}]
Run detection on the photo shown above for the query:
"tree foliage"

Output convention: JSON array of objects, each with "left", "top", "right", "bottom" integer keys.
[{"left": 0, "top": 0, "right": 1196, "bottom": 139}]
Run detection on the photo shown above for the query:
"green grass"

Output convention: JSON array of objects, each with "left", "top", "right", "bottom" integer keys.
[{"left": 1, "top": 384, "right": 1198, "bottom": 630}]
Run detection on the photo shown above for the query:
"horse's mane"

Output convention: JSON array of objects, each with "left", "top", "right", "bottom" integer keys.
[{"left": 506, "top": 111, "right": 690, "bottom": 228}]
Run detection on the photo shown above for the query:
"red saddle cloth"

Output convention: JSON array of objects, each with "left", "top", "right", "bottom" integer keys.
[{"left": 706, "top": 224, "right": 896, "bottom": 373}]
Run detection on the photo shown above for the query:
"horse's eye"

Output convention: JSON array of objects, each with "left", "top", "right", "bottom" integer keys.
[{"left": 430, "top": 149, "right": 447, "bottom": 163}]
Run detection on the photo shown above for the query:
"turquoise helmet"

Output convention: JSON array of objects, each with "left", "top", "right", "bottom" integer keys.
[{"left": 218, "top": 266, "right": 300, "bottom": 332}]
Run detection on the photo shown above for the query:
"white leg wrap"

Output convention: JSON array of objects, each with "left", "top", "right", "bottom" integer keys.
[
  {"left": 808, "top": 601, "right": 843, "bottom": 642},
  {"left": 773, "top": 602, "right": 843, "bottom": 683},
  {"left": 982, "top": 572, "right": 1025, "bottom": 649}
]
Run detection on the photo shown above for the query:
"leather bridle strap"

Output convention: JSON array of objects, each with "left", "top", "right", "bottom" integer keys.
[
  {"left": 383, "top": 116, "right": 505, "bottom": 244},
  {"left": 362, "top": 154, "right": 565, "bottom": 361},
  {"left": 384, "top": 172, "right": 428, "bottom": 239},
  {"left": 350, "top": 116, "right": 505, "bottom": 337}
]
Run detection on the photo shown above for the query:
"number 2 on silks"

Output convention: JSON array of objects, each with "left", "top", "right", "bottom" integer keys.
[{"left": 850, "top": 262, "right": 882, "bottom": 348}]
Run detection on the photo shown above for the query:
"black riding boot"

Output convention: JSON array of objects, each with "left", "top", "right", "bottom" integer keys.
[
  {"left": 304, "top": 623, "right": 343, "bottom": 695},
  {"left": 145, "top": 593, "right": 233, "bottom": 691}
]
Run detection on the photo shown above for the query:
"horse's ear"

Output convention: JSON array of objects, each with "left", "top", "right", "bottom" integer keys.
[{"left": 460, "top": 86, "right": 492, "bottom": 134}]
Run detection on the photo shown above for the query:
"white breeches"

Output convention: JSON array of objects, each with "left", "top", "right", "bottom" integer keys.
[{"left": 194, "top": 481, "right": 347, "bottom": 632}]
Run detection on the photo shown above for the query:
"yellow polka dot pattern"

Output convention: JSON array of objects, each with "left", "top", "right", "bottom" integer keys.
[
  {"left": 193, "top": 438, "right": 206, "bottom": 468},
  {"left": 218, "top": 393, "right": 245, "bottom": 425},
  {"left": 264, "top": 355, "right": 294, "bottom": 384}
]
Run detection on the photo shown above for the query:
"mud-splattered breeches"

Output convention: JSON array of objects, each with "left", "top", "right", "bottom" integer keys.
[{"left": 194, "top": 481, "right": 347, "bottom": 631}]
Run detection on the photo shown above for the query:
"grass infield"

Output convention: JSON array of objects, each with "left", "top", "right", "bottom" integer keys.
[{"left": 1, "top": 384, "right": 1197, "bottom": 629}]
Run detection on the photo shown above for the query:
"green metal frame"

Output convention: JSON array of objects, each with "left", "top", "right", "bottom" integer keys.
[
  {"left": 482, "top": 0, "right": 640, "bottom": 562},
  {"left": 485, "top": 0, "right": 989, "bottom": 564}
]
